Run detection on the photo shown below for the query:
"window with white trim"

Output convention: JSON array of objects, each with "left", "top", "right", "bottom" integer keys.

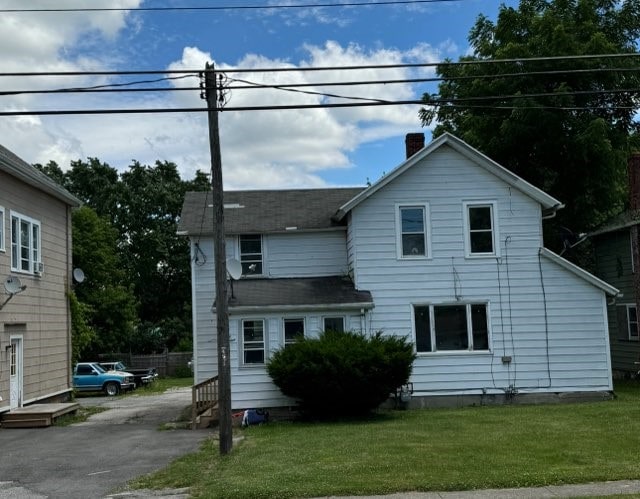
[
  {"left": 10, "top": 212, "right": 41, "bottom": 273},
  {"left": 323, "top": 316, "right": 344, "bottom": 333},
  {"left": 242, "top": 319, "right": 265, "bottom": 364},
  {"left": 0, "top": 206, "right": 5, "bottom": 252},
  {"left": 627, "top": 304, "right": 638, "bottom": 341},
  {"left": 464, "top": 202, "right": 498, "bottom": 257},
  {"left": 414, "top": 303, "right": 490, "bottom": 353},
  {"left": 397, "top": 204, "right": 430, "bottom": 258},
  {"left": 284, "top": 318, "right": 305, "bottom": 346},
  {"left": 240, "top": 235, "right": 263, "bottom": 276}
]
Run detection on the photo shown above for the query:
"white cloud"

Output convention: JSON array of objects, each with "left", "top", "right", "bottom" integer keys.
[{"left": 0, "top": 5, "right": 446, "bottom": 190}]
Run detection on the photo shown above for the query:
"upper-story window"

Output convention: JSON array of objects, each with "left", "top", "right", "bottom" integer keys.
[
  {"left": 414, "top": 303, "right": 490, "bottom": 353},
  {"left": 626, "top": 304, "right": 638, "bottom": 341},
  {"left": 0, "top": 205, "right": 5, "bottom": 252},
  {"left": 11, "top": 211, "right": 41, "bottom": 274},
  {"left": 464, "top": 201, "right": 498, "bottom": 257},
  {"left": 397, "top": 204, "right": 430, "bottom": 259},
  {"left": 240, "top": 235, "right": 263, "bottom": 276}
]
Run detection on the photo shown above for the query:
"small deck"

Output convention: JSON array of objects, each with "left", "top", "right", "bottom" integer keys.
[{"left": 0, "top": 403, "right": 80, "bottom": 428}]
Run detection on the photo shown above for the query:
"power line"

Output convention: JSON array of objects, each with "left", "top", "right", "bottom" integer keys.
[
  {"left": 0, "top": 53, "right": 638, "bottom": 77},
  {"left": 0, "top": 0, "right": 464, "bottom": 14}
]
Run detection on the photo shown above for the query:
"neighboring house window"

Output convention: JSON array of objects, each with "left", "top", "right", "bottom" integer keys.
[
  {"left": 284, "top": 318, "right": 305, "bottom": 346},
  {"left": 413, "top": 303, "right": 490, "bottom": 352},
  {"left": 240, "top": 235, "right": 263, "bottom": 276},
  {"left": 0, "top": 205, "right": 4, "bottom": 252},
  {"left": 323, "top": 317, "right": 345, "bottom": 332},
  {"left": 464, "top": 201, "right": 498, "bottom": 257},
  {"left": 397, "top": 204, "right": 430, "bottom": 258},
  {"left": 242, "top": 319, "right": 265, "bottom": 364},
  {"left": 627, "top": 305, "right": 639, "bottom": 341},
  {"left": 10, "top": 212, "right": 41, "bottom": 273}
]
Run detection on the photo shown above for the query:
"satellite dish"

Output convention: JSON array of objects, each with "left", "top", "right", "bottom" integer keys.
[
  {"left": 4, "top": 276, "right": 23, "bottom": 295},
  {"left": 226, "top": 258, "right": 242, "bottom": 280},
  {"left": 73, "top": 268, "right": 85, "bottom": 284}
]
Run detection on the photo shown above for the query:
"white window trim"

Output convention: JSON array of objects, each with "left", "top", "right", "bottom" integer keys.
[
  {"left": 626, "top": 304, "right": 639, "bottom": 341},
  {"left": 463, "top": 200, "right": 500, "bottom": 258},
  {"left": 395, "top": 202, "right": 432, "bottom": 260},
  {"left": 240, "top": 318, "right": 267, "bottom": 367},
  {"left": 322, "top": 316, "right": 345, "bottom": 333},
  {"left": 283, "top": 317, "right": 306, "bottom": 346},
  {"left": 238, "top": 234, "right": 265, "bottom": 277},
  {"left": 10, "top": 211, "right": 41, "bottom": 274},
  {"left": 0, "top": 205, "right": 5, "bottom": 252},
  {"left": 412, "top": 302, "right": 492, "bottom": 354}
]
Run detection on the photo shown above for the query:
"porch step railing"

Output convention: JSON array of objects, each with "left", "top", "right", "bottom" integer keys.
[{"left": 191, "top": 375, "right": 219, "bottom": 430}]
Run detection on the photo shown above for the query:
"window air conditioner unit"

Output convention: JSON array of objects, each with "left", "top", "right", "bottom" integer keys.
[{"left": 34, "top": 262, "right": 44, "bottom": 275}]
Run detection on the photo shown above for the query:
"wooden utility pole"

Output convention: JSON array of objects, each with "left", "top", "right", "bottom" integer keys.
[{"left": 203, "top": 62, "right": 232, "bottom": 455}]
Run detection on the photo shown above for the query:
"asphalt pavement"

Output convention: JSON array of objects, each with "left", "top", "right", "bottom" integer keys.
[{"left": 0, "top": 387, "right": 213, "bottom": 499}]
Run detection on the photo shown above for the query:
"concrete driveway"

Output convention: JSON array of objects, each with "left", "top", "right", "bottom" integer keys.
[{"left": 0, "top": 387, "right": 213, "bottom": 499}]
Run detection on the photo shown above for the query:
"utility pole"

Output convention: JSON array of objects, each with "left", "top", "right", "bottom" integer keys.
[{"left": 203, "top": 61, "right": 232, "bottom": 455}]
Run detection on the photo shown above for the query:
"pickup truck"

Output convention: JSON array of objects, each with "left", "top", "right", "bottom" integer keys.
[
  {"left": 73, "top": 362, "right": 135, "bottom": 396},
  {"left": 100, "top": 361, "right": 158, "bottom": 388}
]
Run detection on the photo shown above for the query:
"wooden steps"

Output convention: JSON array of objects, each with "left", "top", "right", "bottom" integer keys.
[{"left": 0, "top": 403, "right": 80, "bottom": 428}]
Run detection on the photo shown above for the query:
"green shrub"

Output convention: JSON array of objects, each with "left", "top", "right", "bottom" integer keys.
[{"left": 267, "top": 330, "right": 416, "bottom": 418}]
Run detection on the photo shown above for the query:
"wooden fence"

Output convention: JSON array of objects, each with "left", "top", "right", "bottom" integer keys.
[{"left": 98, "top": 351, "right": 192, "bottom": 377}]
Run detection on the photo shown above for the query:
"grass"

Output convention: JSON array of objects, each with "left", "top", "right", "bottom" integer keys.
[
  {"left": 53, "top": 406, "right": 107, "bottom": 426},
  {"left": 131, "top": 382, "right": 640, "bottom": 499},
  {"left": 128, "top": 376, "right": 193, "bottom": 396}
]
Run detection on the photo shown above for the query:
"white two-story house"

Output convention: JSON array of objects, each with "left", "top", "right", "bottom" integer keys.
[{"left": 179, "top": 133, "right": 618, "bottom": 410}]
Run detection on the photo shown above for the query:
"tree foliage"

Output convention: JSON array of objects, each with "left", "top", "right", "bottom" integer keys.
[
  {"left": 420, "top": 0, "right": 640, "bottom": 241},
  {"left": 267, "top": 330, "right": 416, "bottom": 418},
  {"left": 36, "top": 158, "right": 210, "bottom": 356}
]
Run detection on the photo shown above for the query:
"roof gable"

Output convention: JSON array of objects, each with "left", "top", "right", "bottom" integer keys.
[
  {"left": 178, "top": 187, "right": 364, "bottom": 236},
  {"left": 0, "top": 144, "right": 79, "bottom": 206},
  {"left": 334, "top": 133, "right": 563, "bottom": 221}
]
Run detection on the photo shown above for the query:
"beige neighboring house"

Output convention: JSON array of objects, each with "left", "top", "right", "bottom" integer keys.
[{"left": 0, "top": 145, "right": 79, "bottom": 412}]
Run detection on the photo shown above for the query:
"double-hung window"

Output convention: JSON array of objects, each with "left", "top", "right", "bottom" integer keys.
[
  {"left": 627, "top": 304, "right": 638, "bottom": 341},
  {"left": 10, "top": 211, "right": 41, "bottom": 273},
  {"left": 397, "top": 204, "right": 430, "bottom": 258},
  {"left": 240, "top": 235, "right": 263, "bottom": 276},
  {"left": 0, "top": 205, "right": 4, "bottom": 252},
  {"left": 464, "top": 201, "right": 498, "bottom": 257},
  {"left": 414, "top": 303, "right": 490, "bottom": 353},
  {"left": 242, "top": 319, "right": 265, "bottom": 364},
  {"left": 284, "top": 318, "right": 305, "bottom": 346}
]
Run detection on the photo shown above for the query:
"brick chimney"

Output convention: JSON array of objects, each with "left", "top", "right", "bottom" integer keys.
[
  {"left": 629, "top": 153, "right": 640, "bottom": 210},
  {"left": 405, "top": 133, "right": 425, "bottom": 159}
]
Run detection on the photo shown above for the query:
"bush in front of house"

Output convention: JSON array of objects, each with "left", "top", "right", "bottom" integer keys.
[{"left": 266, "top": 330, "right": 416, "bottom": 418}]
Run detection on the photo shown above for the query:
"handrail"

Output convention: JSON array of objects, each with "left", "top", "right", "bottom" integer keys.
[{"left": 191, "top": 375, "right": 219, "bottom": 430}]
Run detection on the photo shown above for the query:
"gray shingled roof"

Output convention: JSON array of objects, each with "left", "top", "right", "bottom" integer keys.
[
  {"left": 225, "top": 276, "right": 373, "bottom": 311},
  {"left": 589, "top": 210, "right": 640, "bottom": 237},
  {"left": 0, "top": 144, "right": 80, "bottom": 206},
  {"left": 178, "top": 188, "right": 364, "bottom": 236}
]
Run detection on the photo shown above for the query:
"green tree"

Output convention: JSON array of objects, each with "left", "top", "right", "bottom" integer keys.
[
  {"left": 72, "top": 206, "right": 138, "bottom": 356},
  {"left": 421, "top": 0, "right": 640, "bottom": 240}
]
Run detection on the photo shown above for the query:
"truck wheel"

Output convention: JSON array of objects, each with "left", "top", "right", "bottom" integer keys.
[{"left": 104, "top": 382, "right": 120, "bottom": 396}]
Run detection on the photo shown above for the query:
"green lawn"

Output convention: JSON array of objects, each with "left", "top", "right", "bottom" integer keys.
[
  {"left": 129, "top": 376, "right": 193, "bottom": 395},
  {"left": 132, "top": 382, "right": 640, "bottom": 499}
]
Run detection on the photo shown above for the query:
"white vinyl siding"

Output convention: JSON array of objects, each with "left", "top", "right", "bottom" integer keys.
[
  {"left": 10, "top": 211, "right": 41, "bottom": 274},
  {"left": 463, "top": 201, "right": 499, "bottom": 257},
  {"left": 267, "top": 231, "right": 348, "bottom": 277},
  {"left": 396, "top": 203, "right": 431, "bottom": 259}
]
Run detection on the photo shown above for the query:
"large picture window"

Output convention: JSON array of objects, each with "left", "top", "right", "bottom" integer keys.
[
  {"left": 397, "top": 204, "right": 430, "bottom": 258},
  {"left": 240, "top": 235, "right": 263, "bottom": 276},
  {"left": 323, "top": 316, "right": 344, "bottom": 333},
  {"left": 414, "top": 303, "right": 490, "bottom": 353},
  {"left": 242, "top": 319, "right": 265, "bottom": 364},
  {"left": 10, "top": 212, "right": 41, "bottom": 273},
  {"left": 464, "top": 202, "right": 498, "bottom": 257}
]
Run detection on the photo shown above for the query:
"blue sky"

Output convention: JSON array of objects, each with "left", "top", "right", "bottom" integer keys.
[{"left": 0, "top": 0, "right": 513, "bottom": 189}]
